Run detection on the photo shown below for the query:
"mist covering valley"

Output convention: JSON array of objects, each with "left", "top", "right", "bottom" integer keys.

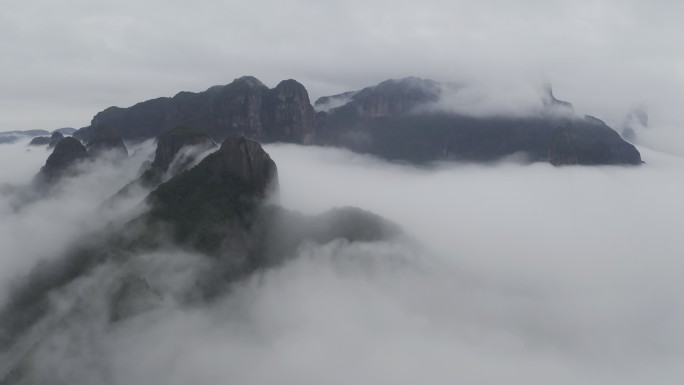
[
  {"left": 2, "top": 1, "right": 684, "bottom": 383},
  {"left": 0, "top": 119, "right": 682, "bottom": 383}
]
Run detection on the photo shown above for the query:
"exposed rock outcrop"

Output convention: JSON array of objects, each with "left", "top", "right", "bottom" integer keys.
[
  {"left": 47, "top": 132, "right": 64, "bottom": 149},
  {"left": 149, "top": 125, "right": 216, "bottom": 177},
  {"left": 74, "top": 77, "right": 316, "bottom": 145},
  {"left": 352, "top": 77, "right": 442, "bottom": 118},
  {"left": 86, "top": 136, "right": 128, "bottom": 157},
  {"left": 72, "top": 75, "right": 642, "bottom": 166},
  {"left": 266, "top": 79, "right": 316, "bottom": 143},
  {"left": 0, "top": 135, "right": 402, "bottom": 381},
  {"left": 30, "top": 132, "right": 65, "bottom": 147},
  {"left": 206, "top": 136, "right": 279, "bottom": 197},
  {"left": 145, "top": 136, "right": 278, "bottom": 253},
  {"left": 33, "top": 137, "right": 88, "bottom": 185}
]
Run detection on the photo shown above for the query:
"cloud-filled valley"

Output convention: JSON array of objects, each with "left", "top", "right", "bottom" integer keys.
[
  {"left": 2, "top": 0, "right": 684, "bottom": 382},
  {"left": 0, "top": 133, "right": 682, "bottom": 384}
]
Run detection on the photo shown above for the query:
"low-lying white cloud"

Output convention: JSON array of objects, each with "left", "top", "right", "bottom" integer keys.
[
  {"left": 1, "top": 134, "right": 683, "bottom": 384},
  {"left": 0, "top": 138, "right": 156, "bottom": 303},
  {"left": 417, "top": 79, "right": 576, "bottom": 118}
]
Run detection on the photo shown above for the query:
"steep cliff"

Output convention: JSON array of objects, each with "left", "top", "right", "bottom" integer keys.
[
  {"left": 74, "top": 77, "right": 315, "bottom": 144},
  {"left": 145, "top": 136, "right": 278, "bottom": 253},
  {"left": 33, "top": 137, "right": 88, "bottom": 185},
  {"left": 144, "top": 125, "right": 216, "bottom": 182},
  {"left": 86, "top": 136, "right": 128, "bottom": 157}
]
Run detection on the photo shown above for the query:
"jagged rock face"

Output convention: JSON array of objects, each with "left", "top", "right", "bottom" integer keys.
[
  {"left": 47, "top": 132, "right": 64, "bottom": 149},
  {"left": 72, "top": 75, "right": 642, "bottom": 166},
  {"left": 145, "top": 136, "right": 278, "bottom": 253},
  {"left": 74, "top": 77, "right": 316, "bottom": 145},
  {"left": 35, "top": 137, "right": 88, "bottom": 184},
  {"left": 209, "top": 136, "right": 278, "bottom": 197},
  {"left": 0, "top": 131, "right": 405, "bottom": 379},
  {"left": 353, "top": 77, "right": 442, "bottom": 118},
  {"left": 150, "top": 125, "right": 216, "bottom": 176},
  {"left": 266, "top": 80, "right": 316, "bottom": 144},
  {"left": 208, "top": 76, "right": 269, "bottom": 139},
  {"left": 86, "top": 136, "right": 128, "bottom": 157}
]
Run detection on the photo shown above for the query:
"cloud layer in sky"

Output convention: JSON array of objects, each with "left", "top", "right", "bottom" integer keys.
[{"left": 1, "top": 0, "right": 683, "bottom": 136}]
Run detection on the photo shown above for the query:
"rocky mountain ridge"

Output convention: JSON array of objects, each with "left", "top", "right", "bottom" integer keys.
[
  {"left": 74, "top": 76, "right": 316, "bottom": 145},
  {"left": 72, "top": 76, "right": 642, "bottom": 165}
]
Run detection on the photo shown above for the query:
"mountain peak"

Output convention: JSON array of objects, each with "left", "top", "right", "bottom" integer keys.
[
  {"left": 231, "top": 76, "right": 266, "bottom": 88},
  {"left": 145, "top": 136, "right": 277, "bottom": 253},
  {"left": 34, "top": 137, "right": 88, "bottom": 186}
]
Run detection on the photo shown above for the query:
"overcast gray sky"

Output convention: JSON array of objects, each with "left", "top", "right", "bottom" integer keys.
[{"left": 1, "top": 0, "right": 683, "bottom": 132}]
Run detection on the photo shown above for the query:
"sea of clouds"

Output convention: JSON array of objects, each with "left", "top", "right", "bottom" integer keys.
[{"left": 0, "top": 129, "right": 682, "bottom": 383}]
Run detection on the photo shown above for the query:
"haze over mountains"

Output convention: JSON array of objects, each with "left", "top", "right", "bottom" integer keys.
[
  {"left": 0, "top": 120, "right": 407, "bottom": 383},
  {"left": 71, "top": 76, "right": 642, "bottom": 166},
  {"left": 2, "top": 0, "right": 684, "bottom": 382},
  {"left": 0, "top": 55, "right": 673, "bottom": 385},
  {"left": 0, "top": 120, "right": 682, "bottom": 384}
]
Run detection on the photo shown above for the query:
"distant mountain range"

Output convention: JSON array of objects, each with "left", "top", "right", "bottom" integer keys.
[
  {"left": 0, "top": 128, "right": 76, "bottom": 137},
  {"left": 71, "top": 76, "right": 641, "bottom": 165},
  {"left": 0, "top": 128, "right": 77, "bottom": 145}
]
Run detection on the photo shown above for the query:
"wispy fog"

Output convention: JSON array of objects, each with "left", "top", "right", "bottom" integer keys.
[
  {"left": 416, "top": 80, "right": 576, "bottom": 118},
  {"left": 0, "top": 135, "right": 683, "bottom": 383},
  {"left": 0, "top": 138, "right": 155, "bottom": 303}
]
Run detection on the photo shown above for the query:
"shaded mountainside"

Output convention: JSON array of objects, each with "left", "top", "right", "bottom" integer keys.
[
  {"left": 143, "top": 136, "right": 278, "bottom": 254},
  {"left": 113, "top": 125, "right": 217, "bottom": 195},
  {"left": 86, "top": 136, "right": 128, "bottom": 157},
  {"left": 32, "top": 135, "right": 131, "bottom": 190},
  {"left": 74, "top": 76, "right": 641, "bottom": 165},
  {"left": 33, "top": 137, "right": 88, "bottom": 185},
  {"left": 74, "top": 76, "right": 316, "bottom": 145},
  {"left": 0, "top": 137, "right": 402, "bottom": 383},
  {"left": 145, "top": 125, "right": 216, "bottom": 183},
  {"left": 315, "top": 78, "right": 641, "bottom": 165},
  {"left": 317, "top": 111, "right": 641, "bottom": 165}
]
